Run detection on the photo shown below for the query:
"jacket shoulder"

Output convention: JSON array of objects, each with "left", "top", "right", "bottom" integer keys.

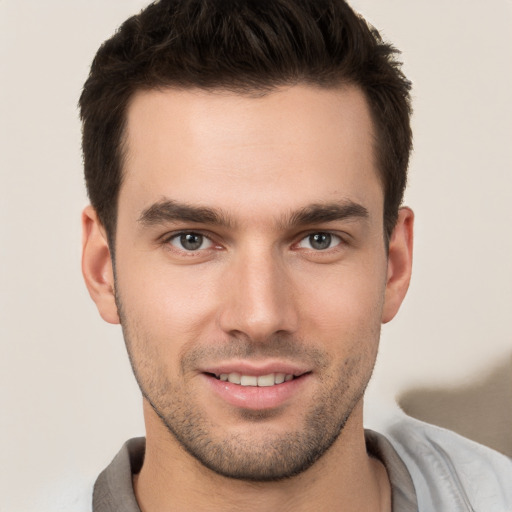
[{"left": 384, "top": 414, "right": 512, "bottom": 511}]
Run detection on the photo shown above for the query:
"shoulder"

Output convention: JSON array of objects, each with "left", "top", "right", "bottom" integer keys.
[{"left": 383, "top": 413, "right": 512, "bottom": 511}]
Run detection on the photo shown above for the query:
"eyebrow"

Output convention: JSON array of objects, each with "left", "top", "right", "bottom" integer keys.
[
  {"left": 286, "top": 202, "right": 369, "bottom": 227},
  {"left": 138, "top": 199, "right": 233, "bottom": 228},
  {"left": 138, "top": 198, "right": 369, "bottom": 229}
]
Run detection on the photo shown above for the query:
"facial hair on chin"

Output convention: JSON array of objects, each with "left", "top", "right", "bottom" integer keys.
[{"left": 116, "top": 298, "right": 377, "bottom": 482}]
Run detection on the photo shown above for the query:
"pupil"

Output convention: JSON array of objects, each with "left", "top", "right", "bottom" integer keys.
[
  {"left": 310, "top": 233, "right": 331, "bottom": 250},
  {"left": 181, "top": 233, "right": 202, "bottom": 250}
]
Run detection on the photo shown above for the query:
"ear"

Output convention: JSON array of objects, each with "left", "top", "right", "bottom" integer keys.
[
  {"left": 81, "top": 205, "right": 120, "bottom": 324},
  {"left": 381, "top": 207, "right": 414, "bottom": 324}
]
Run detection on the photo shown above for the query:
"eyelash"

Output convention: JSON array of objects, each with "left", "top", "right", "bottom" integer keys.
[
  {"left": 295, "top": 232, "right": 344, "bottom": 251},
  {"left": 161, "top": 230, "right": 348, "bottom": 255},
  {"left": 162, "top": 231, "right": 219, "bottom": 254}
]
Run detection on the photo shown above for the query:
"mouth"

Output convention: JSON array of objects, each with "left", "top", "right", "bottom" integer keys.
[
  {"left": 202, "top": 366, "right": 312, "bottom": 410},
  {"left": 206, "top": 371, "right": 306, "bottom": 387}
]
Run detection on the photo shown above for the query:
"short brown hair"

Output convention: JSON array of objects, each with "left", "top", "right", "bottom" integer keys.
[{"left": 79, "top": 0, "right": 412, "bottom": 246}]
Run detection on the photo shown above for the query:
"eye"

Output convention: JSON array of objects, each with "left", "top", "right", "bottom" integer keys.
[
  {"left": 168, "top": 232, "right": 214, "bottom": 251},
  {"left": 297, "top": 232, "right": 342, "bottom": 251}
]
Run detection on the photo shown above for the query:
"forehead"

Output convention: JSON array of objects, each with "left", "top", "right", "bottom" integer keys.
[{"left": 120, "top": 85, "right": 382, "bottom": 222}]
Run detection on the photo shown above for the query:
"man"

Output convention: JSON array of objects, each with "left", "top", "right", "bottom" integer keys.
[{"left": 79, "top": 0, "right": 512, "bottom": 510}]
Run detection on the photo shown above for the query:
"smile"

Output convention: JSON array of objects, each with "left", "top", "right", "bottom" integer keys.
[
  {"left": 213, "top": 372, "right": 296, "bottom": 387},
  {"left": 204, "top": 368, "right": 311, "bottom": 409}
]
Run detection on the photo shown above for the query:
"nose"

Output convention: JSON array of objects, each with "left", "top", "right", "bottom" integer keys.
[{"left": 217, "top": 245, "right": 299, "bottom": 342}]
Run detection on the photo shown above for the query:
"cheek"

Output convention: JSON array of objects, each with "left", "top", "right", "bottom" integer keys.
[
  {"left": 115, "top": 259, "right": 222, "bottom": 345},
  {"left": 296, "top": 262, "right": 387, "bottom": 349}
]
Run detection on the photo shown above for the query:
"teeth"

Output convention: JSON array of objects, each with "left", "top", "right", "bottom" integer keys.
[
  {"left": 275, "top": 373, "right": 285, "bottom": 384},
  {"left": 257, "top": 374, "right": 275, "bottom": 387},
  {"left": 241, "top": 375, "right": 258, "bottom": 386},
  {"left": 217, "top": 372, "right": 296, "bottom": 386},
  {"left": 228, "top": 372, "right": 241, "bottom": 384}
]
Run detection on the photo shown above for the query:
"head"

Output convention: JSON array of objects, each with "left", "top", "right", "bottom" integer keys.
[
  {"left": 80, "top": 0, "right": 412, "bottom": 250},
  {"left": 81, "top": 0, "right": 414, "bottom": 483}
]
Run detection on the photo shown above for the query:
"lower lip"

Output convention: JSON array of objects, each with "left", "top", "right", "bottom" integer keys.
[{"left": 203, "top": 373, "right": 309, "bottom": 410}]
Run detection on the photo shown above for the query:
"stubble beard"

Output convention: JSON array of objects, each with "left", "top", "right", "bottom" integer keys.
[{"left": 117, "top": 302, "right": 378, "bottom": 482}]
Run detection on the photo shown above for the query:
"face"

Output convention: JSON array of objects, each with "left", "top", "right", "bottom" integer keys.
[{"left": 84, "top": 85, "right": 412, "bottom": 481}]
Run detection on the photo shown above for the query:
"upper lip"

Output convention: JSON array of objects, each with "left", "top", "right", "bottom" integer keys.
[{"left": 201, "top": 360, "right": 311, "bottom": 377}]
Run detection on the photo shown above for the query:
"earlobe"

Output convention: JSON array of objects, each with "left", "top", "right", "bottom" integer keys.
[
  {"left": 81, "top": 206, "right": 120, "bottom": 324},
  {"left": 381, "top": 207, "right": 414, "bottom": 324}
]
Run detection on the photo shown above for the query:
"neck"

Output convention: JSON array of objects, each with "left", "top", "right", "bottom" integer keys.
[{"left": 133, "top": 400, "right": 391, "bottom": 512}]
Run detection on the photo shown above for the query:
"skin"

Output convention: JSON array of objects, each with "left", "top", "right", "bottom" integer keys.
[{"left": 82, "top": 85, "right": 413, "bottom": 511}]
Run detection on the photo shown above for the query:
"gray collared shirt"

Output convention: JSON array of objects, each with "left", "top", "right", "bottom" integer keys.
[{"left": 92, "top": 431, "right": 418, "bottom": 511}]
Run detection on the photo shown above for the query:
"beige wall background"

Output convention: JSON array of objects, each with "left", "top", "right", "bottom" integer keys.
[{"left": 1, "top": 1, "right": 510, "bottom": 510}]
